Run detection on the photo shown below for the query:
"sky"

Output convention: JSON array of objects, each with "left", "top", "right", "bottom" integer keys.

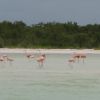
[{"left": 0, "top": 0, "right": 100, "bottom": 25}]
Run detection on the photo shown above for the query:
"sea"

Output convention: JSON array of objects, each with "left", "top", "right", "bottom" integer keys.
[{"left": 0, "top": 53, "right": 100, "bottom": 100}]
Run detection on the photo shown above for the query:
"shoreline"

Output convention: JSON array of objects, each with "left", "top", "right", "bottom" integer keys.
[{"left": 0, "top": 48, "right": 99, "bottom": 54}]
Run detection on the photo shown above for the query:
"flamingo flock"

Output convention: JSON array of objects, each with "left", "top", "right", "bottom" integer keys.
[
  {"left": 73, "top": 52, "right": 86, "bottom": 62},
  {"left": 0, "top": 55, "right": 14, "bottom": 63},
  {"left": 0, "top": 50, "right": 87, "bottom": 68},
  {"left": 24, "top": 51, "right": 87, "bottom": 67},
  {"left": 68, "top": 52, "right": 87, "bottom": 66},
  {"left": 25, "top": 50, "right": 46, "bottom": 67}
]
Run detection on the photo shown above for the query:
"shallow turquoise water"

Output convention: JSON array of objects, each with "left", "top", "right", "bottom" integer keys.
[{"left": 0, "top": 53, "right": 100, "bottom": 100}]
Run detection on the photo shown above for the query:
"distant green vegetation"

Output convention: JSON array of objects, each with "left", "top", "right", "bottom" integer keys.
[{"left": 0, "top": 21, "right": 100, "bottom": 48}]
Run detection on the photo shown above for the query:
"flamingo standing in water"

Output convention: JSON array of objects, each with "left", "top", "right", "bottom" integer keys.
[
  {"left": 72, "top": 52, "right": 86, "bottom": 63},
  {"left": 0, "top": 56, "right": 4, "bottom": 62},
  {"left": 0, "top": 55, "right": 9, "bottom": 62},
  {"left": 0, "top": 55, "right": 14, "bottom": 66},
  {"left": 24, "top": 49, "right": 35, "bottom": 60},
  {"left": 36, "top": 54, "right": 46, "bottom": 67},
  {"left": 68, "top": 57, "right": 76, "bottom": 67},
  {"left": 6, "top": 57, "right": 14, "bottom": 62},
  {"left": 26, "top": 54, "right": 35, "bottom": 59},
  {"left": 73, "top": 54, "right": 80, "bottom": 62},
  {"left": 80, "top": 53, "right": 86, "bottom": 63},
  {"left": 68, "top": 58, "right": 75, "bottom": 63},
  {"left": 2, "top": 55, "right": 14, "bottom": 64},
  {"left": 0, "top": 55, "right": 5, "bottom": 67}
]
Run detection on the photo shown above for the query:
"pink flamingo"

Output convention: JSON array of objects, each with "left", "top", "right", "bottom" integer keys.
[
  {"left": 0, "top": 55, "right": 8, "bottom": 61},
  {"left": 0, "top": 56, "right": 4, "bottom": 62},
  {"left": 68, "top": 58, "right": 75, "bottom": 68},
  {"left": 6, "top": 57, "right": 14, "bottom": 62},
  {"left": 24, "top": 49, "right": 35, "bottom": 59},
  {"left": 68, "top": 58, "right": 75, "bottom": 63},
  {"left": 72, "top": 52, "right": 86, "bottom": 63},
  {"left": 26, "top": 54, "right": 34, "bottom": 59},
  {"left": 0, "top": 55, "right": 8, "bottom": 65},
  {"left": 36, "top": 54, "right": 46, "bottom": 66},
  {"left": 80, "top": 53, "right": 86, "bottom": 63},
  {"left": 73, "top": 54, "right": 80, "bottom": 62},
  {"left": 2, "top": 55, "right": 14, "bottom": 64}
]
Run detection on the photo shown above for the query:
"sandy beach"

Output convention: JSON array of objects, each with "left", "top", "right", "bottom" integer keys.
[{"left": 0, "top": 48, "right": 99, "bottom": 54}]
